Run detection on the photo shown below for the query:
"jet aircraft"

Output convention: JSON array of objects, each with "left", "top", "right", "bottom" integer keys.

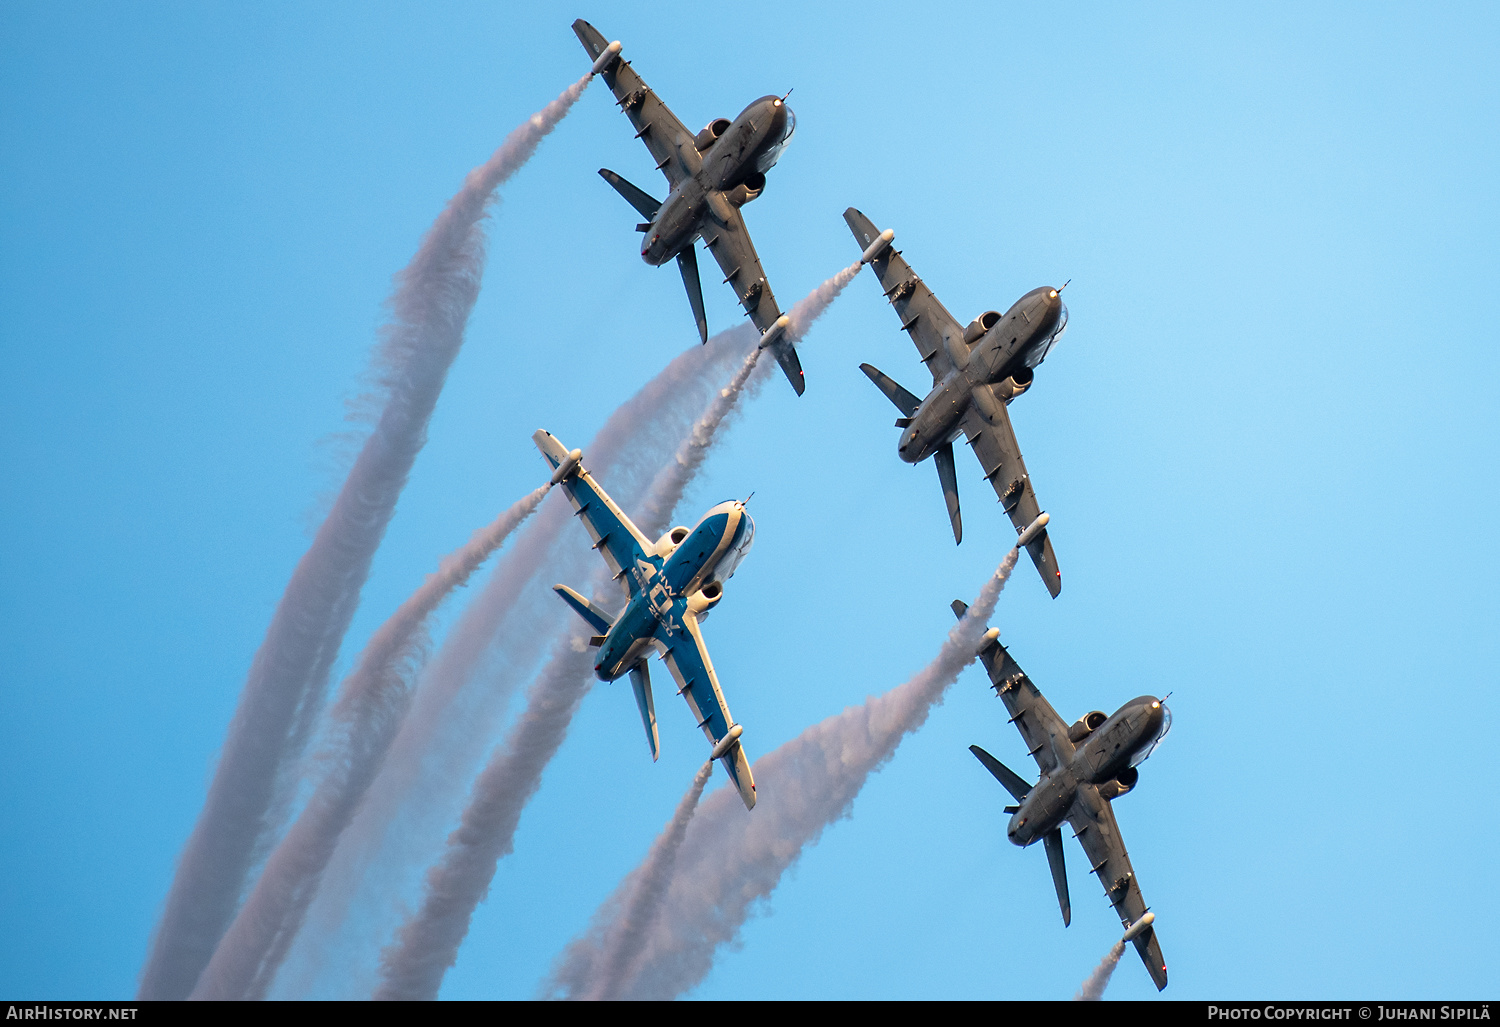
[
  {"left": 534, "top": 429, "right": 758, "bottom": 809},
  {"left": 844, "top": 207, "right": 1067, "bottom": 597},
  {"left": 573, "top": 19, "right": 806, "bottom": 395},
  {"left": 954, "top": 600, "right": 1171, "bottom": 991}
]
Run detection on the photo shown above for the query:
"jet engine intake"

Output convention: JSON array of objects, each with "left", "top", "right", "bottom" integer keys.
[
  {"left": 1067, "top": 709, "right": 1109, "bottom": 743},
  {"left": 1097, "top": 766, "right": 1139, "bottom": 801},
  {"left": 725, "top": 172, "right": 766, "bottom": 207},
  {"left": 694, "top": 118, "right": 731, "bottom": 152},
  {"left": 992, "top": 366, "right": 1035, "bottom": 404},
  {"left": 963, "top": 310, "right": 1003, "bottom": 345},
  {"left": 654, "top": 525, "right": 691, "bottom": 559},
  {"left": 685, "top": 580, "right": 724, "bottom": 619}
]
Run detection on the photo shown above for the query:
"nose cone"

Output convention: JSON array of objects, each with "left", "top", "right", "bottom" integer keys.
[
  {"left": 1042, "top": 288, "right": 1065, "bottom": 330},
  {"left": 768, "top": 96, "right": 793, "bottom": 135},
  {"left": 1144, "top": 698, "right": 1166, "bottom": 736}
]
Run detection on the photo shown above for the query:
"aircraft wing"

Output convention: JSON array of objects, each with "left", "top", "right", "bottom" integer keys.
[
  {"left": 1067, "top": 785, "right": 1169, "bottom": 991},
  {"left": 843, "top": 207, "right": 966, "bottom": 388},
  {"left": 976, "top": 631, "right": 1071, "bottom": 776},
  {"left": 958, "top": 407, "right": 1062, "bottom": 598},
  {"left": 573, "top": 20, "right": 697, "bottom": 189},
  {"left": 533, "top": 430, "right": 655, "bottom": 600},
  {"left": 659, "top": 612, "right": 756, "bottom": 809},
  {"left": 701, "top": 205, "right": 783, "bottom": 334}
]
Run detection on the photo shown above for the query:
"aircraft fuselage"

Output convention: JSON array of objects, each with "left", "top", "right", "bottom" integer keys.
[
  {"left": 592, "top": 501, "right": 754, "bottom": 680},
  {"left": 1006, "top": 696, "right": 1168, "bottom": 848},
  {"left": 640, "top": 96, "right": 794, "bottom": 266},
  {"left": 898, "top": 287, "right": 1068, "bottom": 465}
]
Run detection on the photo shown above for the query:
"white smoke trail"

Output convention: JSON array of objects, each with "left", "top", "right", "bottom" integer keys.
[
  {"left": 371, "top": 625, "right": 600, "bottom": 1001},
  {"left": 1075, "top": 941, "right": 1126, "bottom": 1001},
  {"left": 368, "top": 333, "right": 765, "bottom": 999},
  {"left": 280, "top": 262, "right": 856, "bottom": 999},
  {"left": 283, "top": 264, "right": 858, "bottom": 998},
  {"left": 189, "top": 487, "right": 549, "bottom": 1000},
  {"left": 786, "top": 261, "right": 864, "bottom": 342},
  {"left": 565, "top": 550, "right": 1019, "bottom": 1000},
  {"left": 366, "top": 262, "right": 865, "bottom": 1000},
  {"left": 543, "top": 762, "right": 713, "bottom": 1001},
  {"left": 276, "top": 327, "right": 755, "bottom": 999},
  {"left": 138, "top": 74, "right": 593, "bottom": 1001},
  {"left": 635, "top": 259, "right": 864, "bottom": 531}
]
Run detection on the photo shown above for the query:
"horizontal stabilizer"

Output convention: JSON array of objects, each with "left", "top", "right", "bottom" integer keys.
[
  {"left": 599, "top": 168, "right": 661, "bottom": 220},
  {"left": 553, "top": 584, "right": 615, "bottom": 635},
  {"left": 859, "top": 363, "right": 920, "bottom": 417},
  {"left": 969, "top": 744, "right": 1031, "bottom": 802}
]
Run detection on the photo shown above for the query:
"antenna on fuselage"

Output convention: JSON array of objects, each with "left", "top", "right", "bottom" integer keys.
[
  {"left": 1058, "top": 279, "right": 1071, "bottom": 293},
  {"left": 778, "top": 89, "right": 793, "bottom": 103},
  {"left": 741, "top": 491, "right": 755, "bottom": 507}
]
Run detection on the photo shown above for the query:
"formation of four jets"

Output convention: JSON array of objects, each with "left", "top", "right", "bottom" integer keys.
[{"left": 536, "top": 19, "right": 1171, "bottom": 990}]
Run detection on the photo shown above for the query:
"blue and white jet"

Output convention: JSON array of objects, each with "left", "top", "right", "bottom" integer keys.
[{"left": 535, "top": 429, "right": 759, "bottom": 809}]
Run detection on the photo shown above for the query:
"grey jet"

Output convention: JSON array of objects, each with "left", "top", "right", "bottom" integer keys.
[
  {"left": 573, "top": 20, "right": 806, "bottom": 395},
  {"left": 844, "top": 208, "right": 1067, "bottom": 596},
  {"left": 954, "top": 600, "right": 1171, "bottom": 991}
]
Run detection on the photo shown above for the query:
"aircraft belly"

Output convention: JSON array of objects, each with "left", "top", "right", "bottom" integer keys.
[
  {"left": 648, "top": 187, "right": 704, "bottom": 264},
  {"left": 910, "top": 401, "right": 966, "bottom": 463},
  {"left": 1015, "top": 775, "right": 1072, "bottom": 844},
  {"left": 598, "top": 601, "right": 657, "bottom": 679}
]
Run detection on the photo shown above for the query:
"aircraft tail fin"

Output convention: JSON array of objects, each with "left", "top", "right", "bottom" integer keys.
[
  {"left": 1043, "top": 827, "right": 1071, "bottom": 927},
  {"left": 720, "top": 739, "right": 756, "bottom": 810},
  {"left": 933, "top": 442, "right": 962, "bottom": 544},
  {"left": 859, "top": 363, "right": 920, "bottom": 417},
  {"left": 677, "top": 245, "right": 709, "bottom": 343},
  {"left": 599, "top": 168, "right": 661, "bottom": 220},
  {"left": 628, "top": 662, "right": 660, "bottom": 761},
  {"left": 552, "top": 584, "right": 615, "bottom": 635},
  {"left": 968, "top": 744, "right": 1031, "bottom": 802}
]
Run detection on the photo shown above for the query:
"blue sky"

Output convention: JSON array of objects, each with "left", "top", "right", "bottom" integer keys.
[{"left": 2, "top": 0, "right": 1497, "bottom": 1000}]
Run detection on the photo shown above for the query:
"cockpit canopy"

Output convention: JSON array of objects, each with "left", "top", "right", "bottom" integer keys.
[
  {"left": 709, "top": 505, "right": 755, "bottom": 585},
  {"left": 1024, "top": 301, "right": 1068, "bottom": 369},
  {"left": 755, "top": 101, "right": 795, "bottom": 173},
  {"left": 1128, "top": 700, "right": 1171, "bottom": 767}
]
